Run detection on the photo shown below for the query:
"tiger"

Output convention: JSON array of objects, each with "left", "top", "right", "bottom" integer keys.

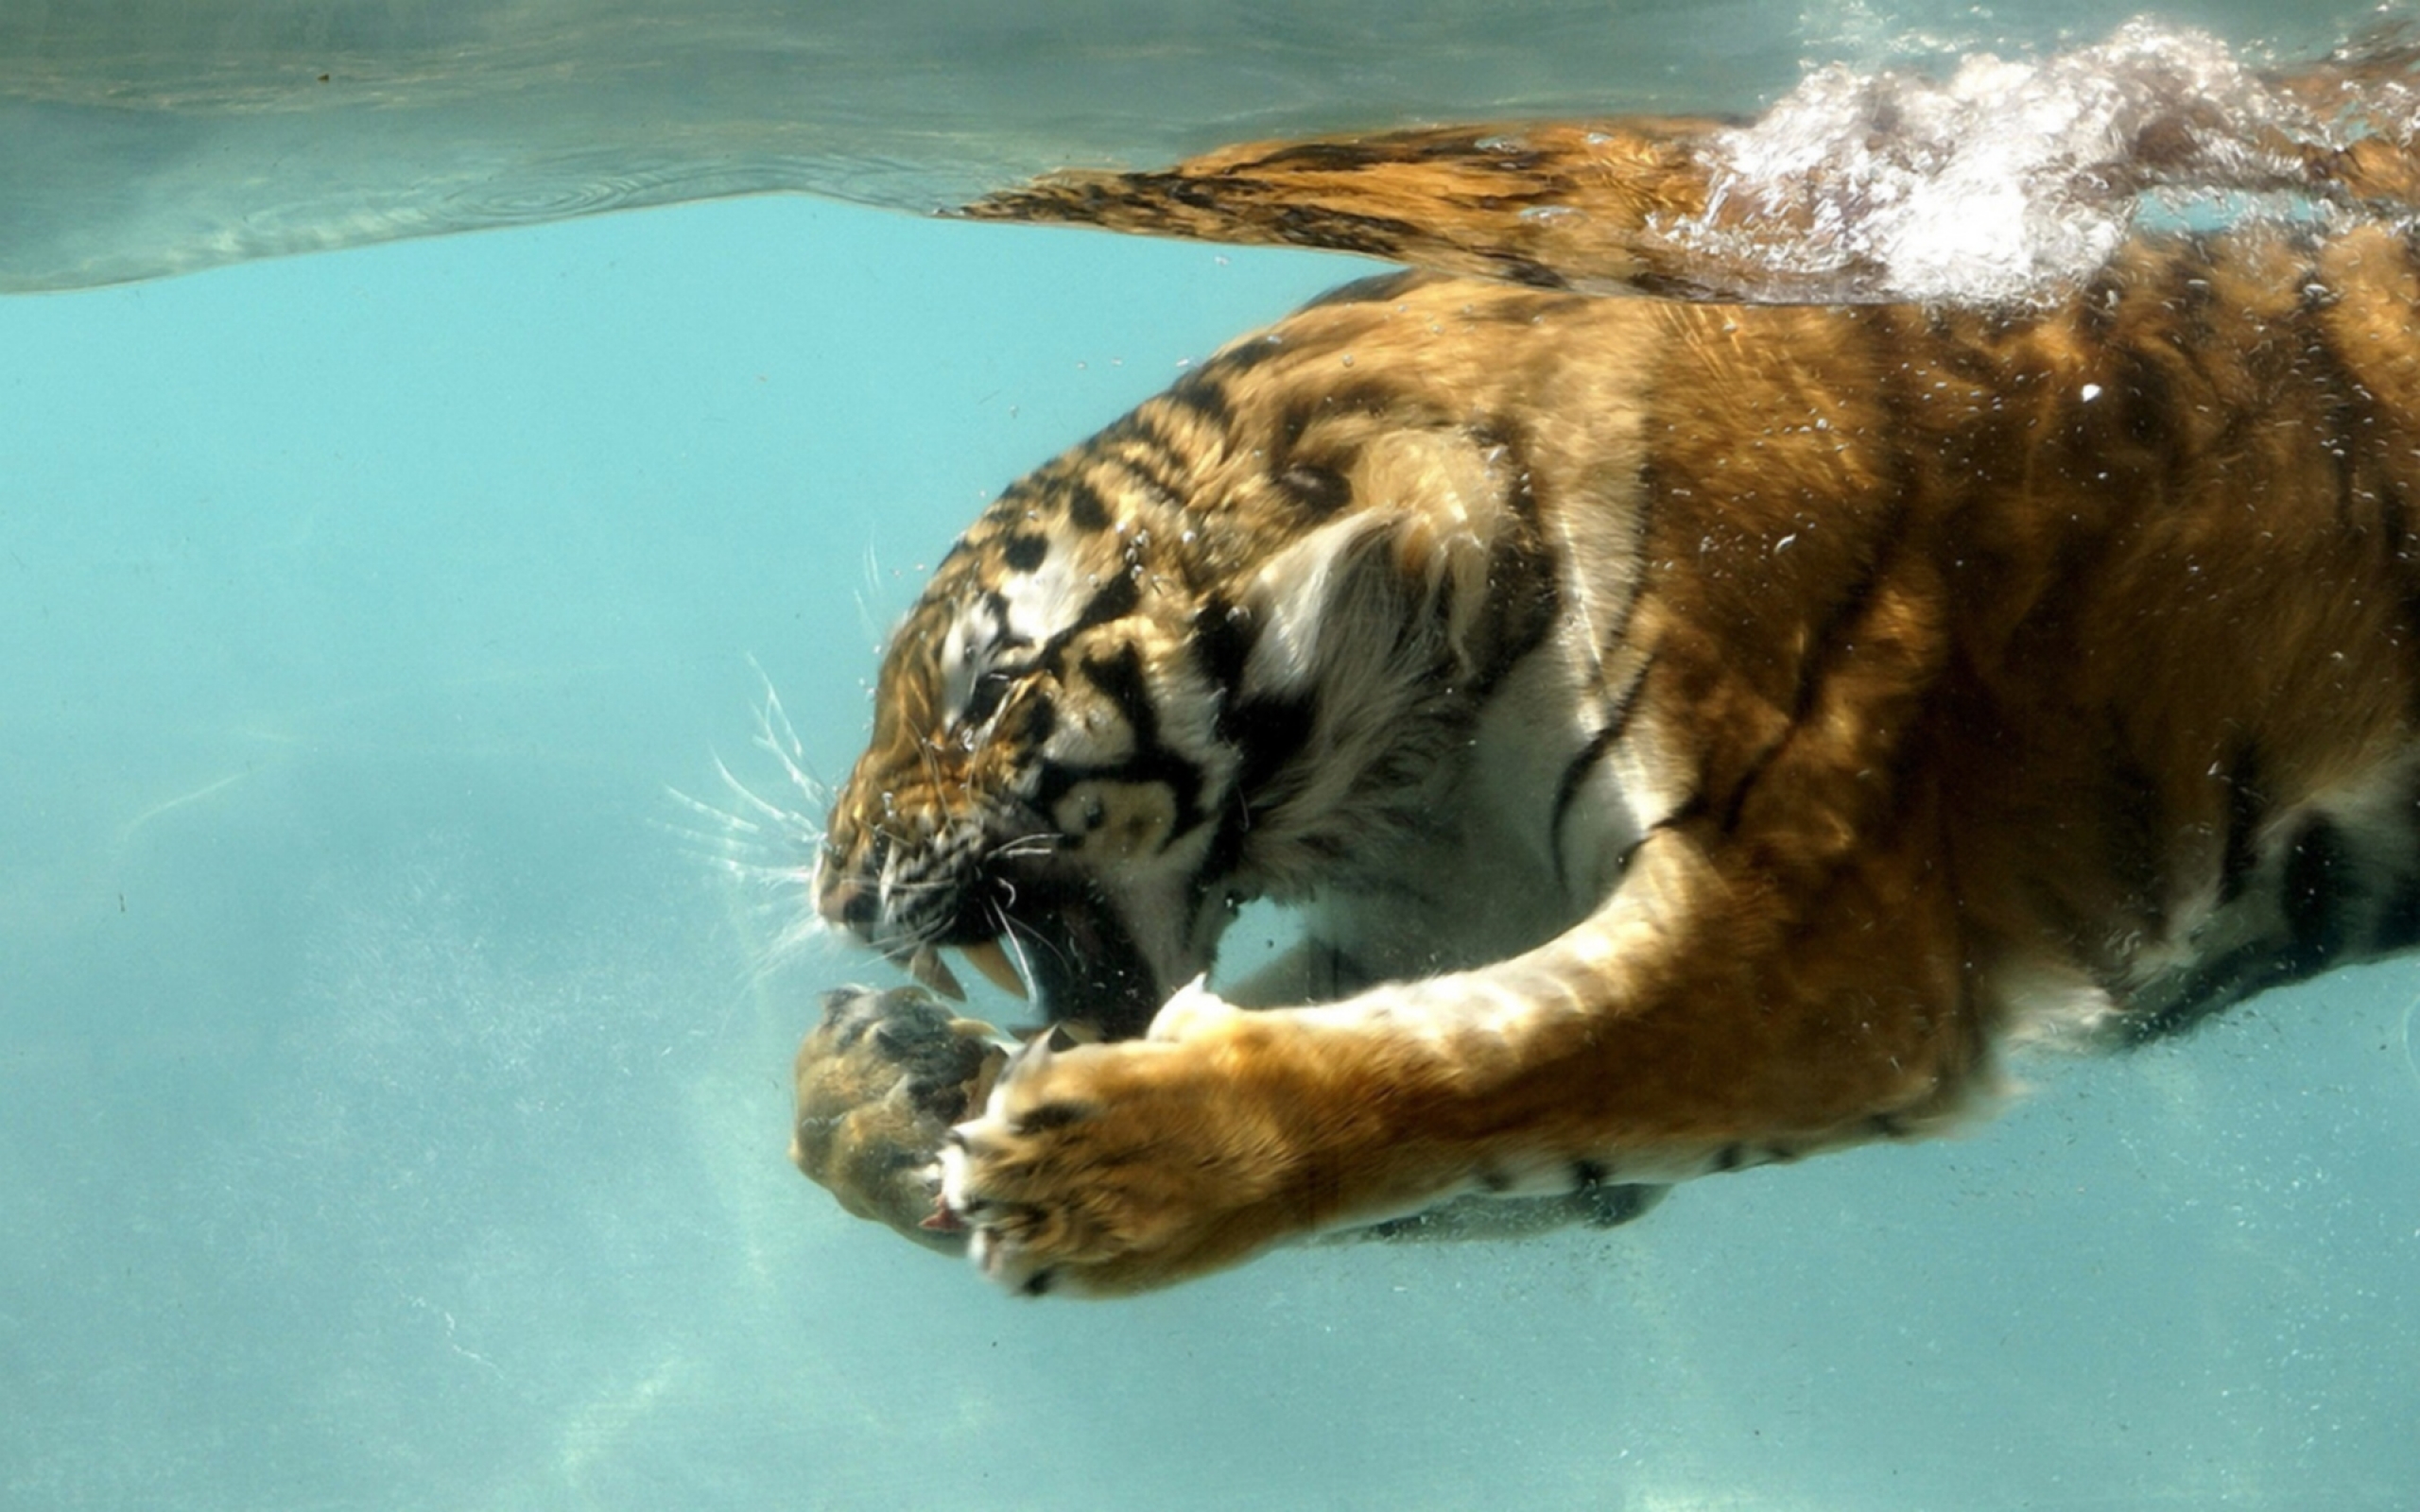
[{"left": 789, "top": 215, "right": 2420, "bottom": 1297}]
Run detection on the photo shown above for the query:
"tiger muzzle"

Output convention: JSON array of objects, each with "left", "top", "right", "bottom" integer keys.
[{"left": 818, "top": 848, "right": 1164, "bottom": 1039}]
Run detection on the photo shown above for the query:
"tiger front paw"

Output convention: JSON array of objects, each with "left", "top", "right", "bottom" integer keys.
[
  {"left": 940, "top": 989, "right": 1331, "bottom": 1296},
  {"left": 790, "top": 985, "right": 1010, "bottom": 1253}
]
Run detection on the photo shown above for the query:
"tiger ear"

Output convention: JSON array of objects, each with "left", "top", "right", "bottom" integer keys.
[
  {"left": 1242, "top": 427, "right": 1517, "bottom": 693},
  {"left": 1361, "top": 427, "right": 1518, "bottom": 645}
]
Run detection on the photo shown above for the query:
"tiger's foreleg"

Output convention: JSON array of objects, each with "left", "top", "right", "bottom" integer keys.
[
  {"left": 941, "top": 822, "right": 1983, "bottom": 1296},
  {"left": 1221, "top": 929, "right": 1674, "bottom": 1246}
]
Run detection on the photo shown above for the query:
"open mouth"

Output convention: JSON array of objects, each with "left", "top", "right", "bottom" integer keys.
[{"left": 883, "top": 877, "right": 1163, "bottom": 1039}]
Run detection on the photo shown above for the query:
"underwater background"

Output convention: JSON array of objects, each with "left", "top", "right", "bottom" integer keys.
[{"left": 7, "top": 27, "right": 2420, "bottom": 1512}]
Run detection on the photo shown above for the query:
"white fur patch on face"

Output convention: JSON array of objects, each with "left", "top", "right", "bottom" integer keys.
[
  {"left": 935, "top": 601, "right": 1001, "bottom": 725},
  {"left": 936, "top": 541, "right": 1097, "bottom": 725},
  {"left": 996, "top": 545, "right": 1091, "bottom": 647}
]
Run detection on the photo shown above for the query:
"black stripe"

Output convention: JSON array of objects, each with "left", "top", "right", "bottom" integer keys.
[
  {"left": 1489, "top": 254, "right": 1572, "bottom": 290},
  {"left": 1548, "top": 660, "right": 1653, "bottom": 889},
  {"left": 2217, "top": 746, "right": 2265, "bottom": 906},
  {"left": 1716, "top": 310, "right": 1919, "bottom": 836},
  {"left": 1033, "top": 572, "right": 1143, "bottom": 675},
  {"left": 2375, "top": 868, "right": 2420, "bottom": 954},
  {"left": 1297, "top": 269, "right": 1426, "bottom": 312},
  {"left": 1012, "top": 690, "right": 1056, "bottom": 747},
  {"left": 976, "top": 590, "right": 1033, "bottom": 655},
  {"left": 1791, "top": 531, "right": 1903, "bottom": 729},
  {"left": 2110, "top": 341, "right": 2180, "bottom": 468},
  {"left": 2100, "top": 739, "right": 2169, "bottom": 936},
  {"left": 1116, "top": 406, "right": 1201, "bottom": 472},
  {"left": 2121, "top": 915, "right": 2356, "bottom": 1044},
  {"left": 2277, "top": 816, "right": 2358, "bottom": 977},
  {"left": 1063, "top": 478, "right": 1113, "bottom": 533},
  {"left": 1159, "top": 373, "right": 1236, "bottom": 432},
  {"left": 1226, "top": 692, "right": 1315, "bottom": 805},
  {"left": 1199, "top": 684, "right": 1316, "bottom": 894},
  {"left": 1463, "top": 458, "right": 1561, "bottom": 701},
  {"left": 1651, "top": 789, "right": 1711, "bottom": 834},
  {"left": 1102, "top": 448, "right": 1187, "bottom": 514},
  {"left": 1267, "top": 203, "right": 1427, "bottom": 259},
  {"left": 1032, "top": 644, "right": 1211, "bottom": 842},
  {"left": 1247, "top": 139, "right": 1400, "bottom": 172},
  {"left": 1191, "top": 593, "right": 1254, "bottom": 695},
  {"left": 1209, "top": 330, "right": 1295, "bottom": 375},
  {"left": 1077, "top": 644, "right": 1161, "bottom": 748},
  {"left": 1714, "top": 513, "right": 1906, "bottom": 836},
  {"left": 1714, "top": 730, "right": 1789, "bottom": 836},
  {"left": 2123, "top": 941, "right": 2262, "bottom": 1043},
  {"left": 2135, "top": 811, "right": 2370, "bottom": 1042}
]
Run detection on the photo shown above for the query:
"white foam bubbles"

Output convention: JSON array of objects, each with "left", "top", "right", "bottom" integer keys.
[{"left": 1661, "top": 19, "right": 2419, "bottom": 302}]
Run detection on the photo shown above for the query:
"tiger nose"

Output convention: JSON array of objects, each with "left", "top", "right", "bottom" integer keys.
[{"left": 817, "top": 876, "right": 879, "bottom": 930}]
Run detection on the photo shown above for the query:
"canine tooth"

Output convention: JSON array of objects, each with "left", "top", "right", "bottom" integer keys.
[
  {"left": 907, "top": 946, "right": 965, "bottom": 1001},
  {"left": 959, "top": 939, "right": 1028, "bottom": 999}
]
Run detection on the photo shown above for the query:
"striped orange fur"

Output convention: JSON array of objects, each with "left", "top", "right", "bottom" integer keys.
[{"left": 800, "top": 221, "right": 2420, "bottom": 1295}]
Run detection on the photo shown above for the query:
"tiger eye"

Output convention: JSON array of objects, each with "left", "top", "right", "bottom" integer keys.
[{"left": 1278, "top": 463, "right": 1352, "bottom": 518}]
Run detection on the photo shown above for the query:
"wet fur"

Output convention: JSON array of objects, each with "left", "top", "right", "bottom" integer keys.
[{"left": 808, "top": 222, "right": 2420, "bottom": 1295}]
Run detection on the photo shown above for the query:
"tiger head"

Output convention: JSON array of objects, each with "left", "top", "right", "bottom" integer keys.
[
  {"left": 811, "top": 428, "right": 1250, "bottom": 1036},
  {"left": 812, "top": 274, "right": 1574, "bottom": 1033}
]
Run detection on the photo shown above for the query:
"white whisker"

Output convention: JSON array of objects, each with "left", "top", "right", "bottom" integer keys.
[{"left": 668, "top": 663, "right": 844, "bottom": 972}]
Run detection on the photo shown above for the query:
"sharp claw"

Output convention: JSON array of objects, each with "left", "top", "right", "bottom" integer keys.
[
  {"left": 906, "top": 945, "right": 966, "bottom": 1001},
  {"left": 1005, "top": 1023, "right": 1056, "bottom": 1082},
  {"left": 959, "top": 938, "right": 1028, "bottom": 999}
]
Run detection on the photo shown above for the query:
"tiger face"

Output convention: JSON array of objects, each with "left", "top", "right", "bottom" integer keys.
[
  {"left": 812, "top": 273, "right": 1588, "bottom": 1038},
  {"left": 810, "top": 446, "right": 1248, "bottom": 1037}
]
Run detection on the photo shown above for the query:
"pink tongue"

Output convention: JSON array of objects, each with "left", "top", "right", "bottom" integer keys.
[{"left": 920, "top": 1201, "right": 966, "bottom": 1234}]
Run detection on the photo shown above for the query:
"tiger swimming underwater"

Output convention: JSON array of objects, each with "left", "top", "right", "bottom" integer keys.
[{"left": 789, "top": 218, "right": 2420, "bottom": 1297}]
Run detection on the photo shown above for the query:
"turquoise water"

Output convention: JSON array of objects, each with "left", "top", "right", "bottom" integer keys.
[{"left": 5, "top": 194, "right": 2419, "bottom": 1509}]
